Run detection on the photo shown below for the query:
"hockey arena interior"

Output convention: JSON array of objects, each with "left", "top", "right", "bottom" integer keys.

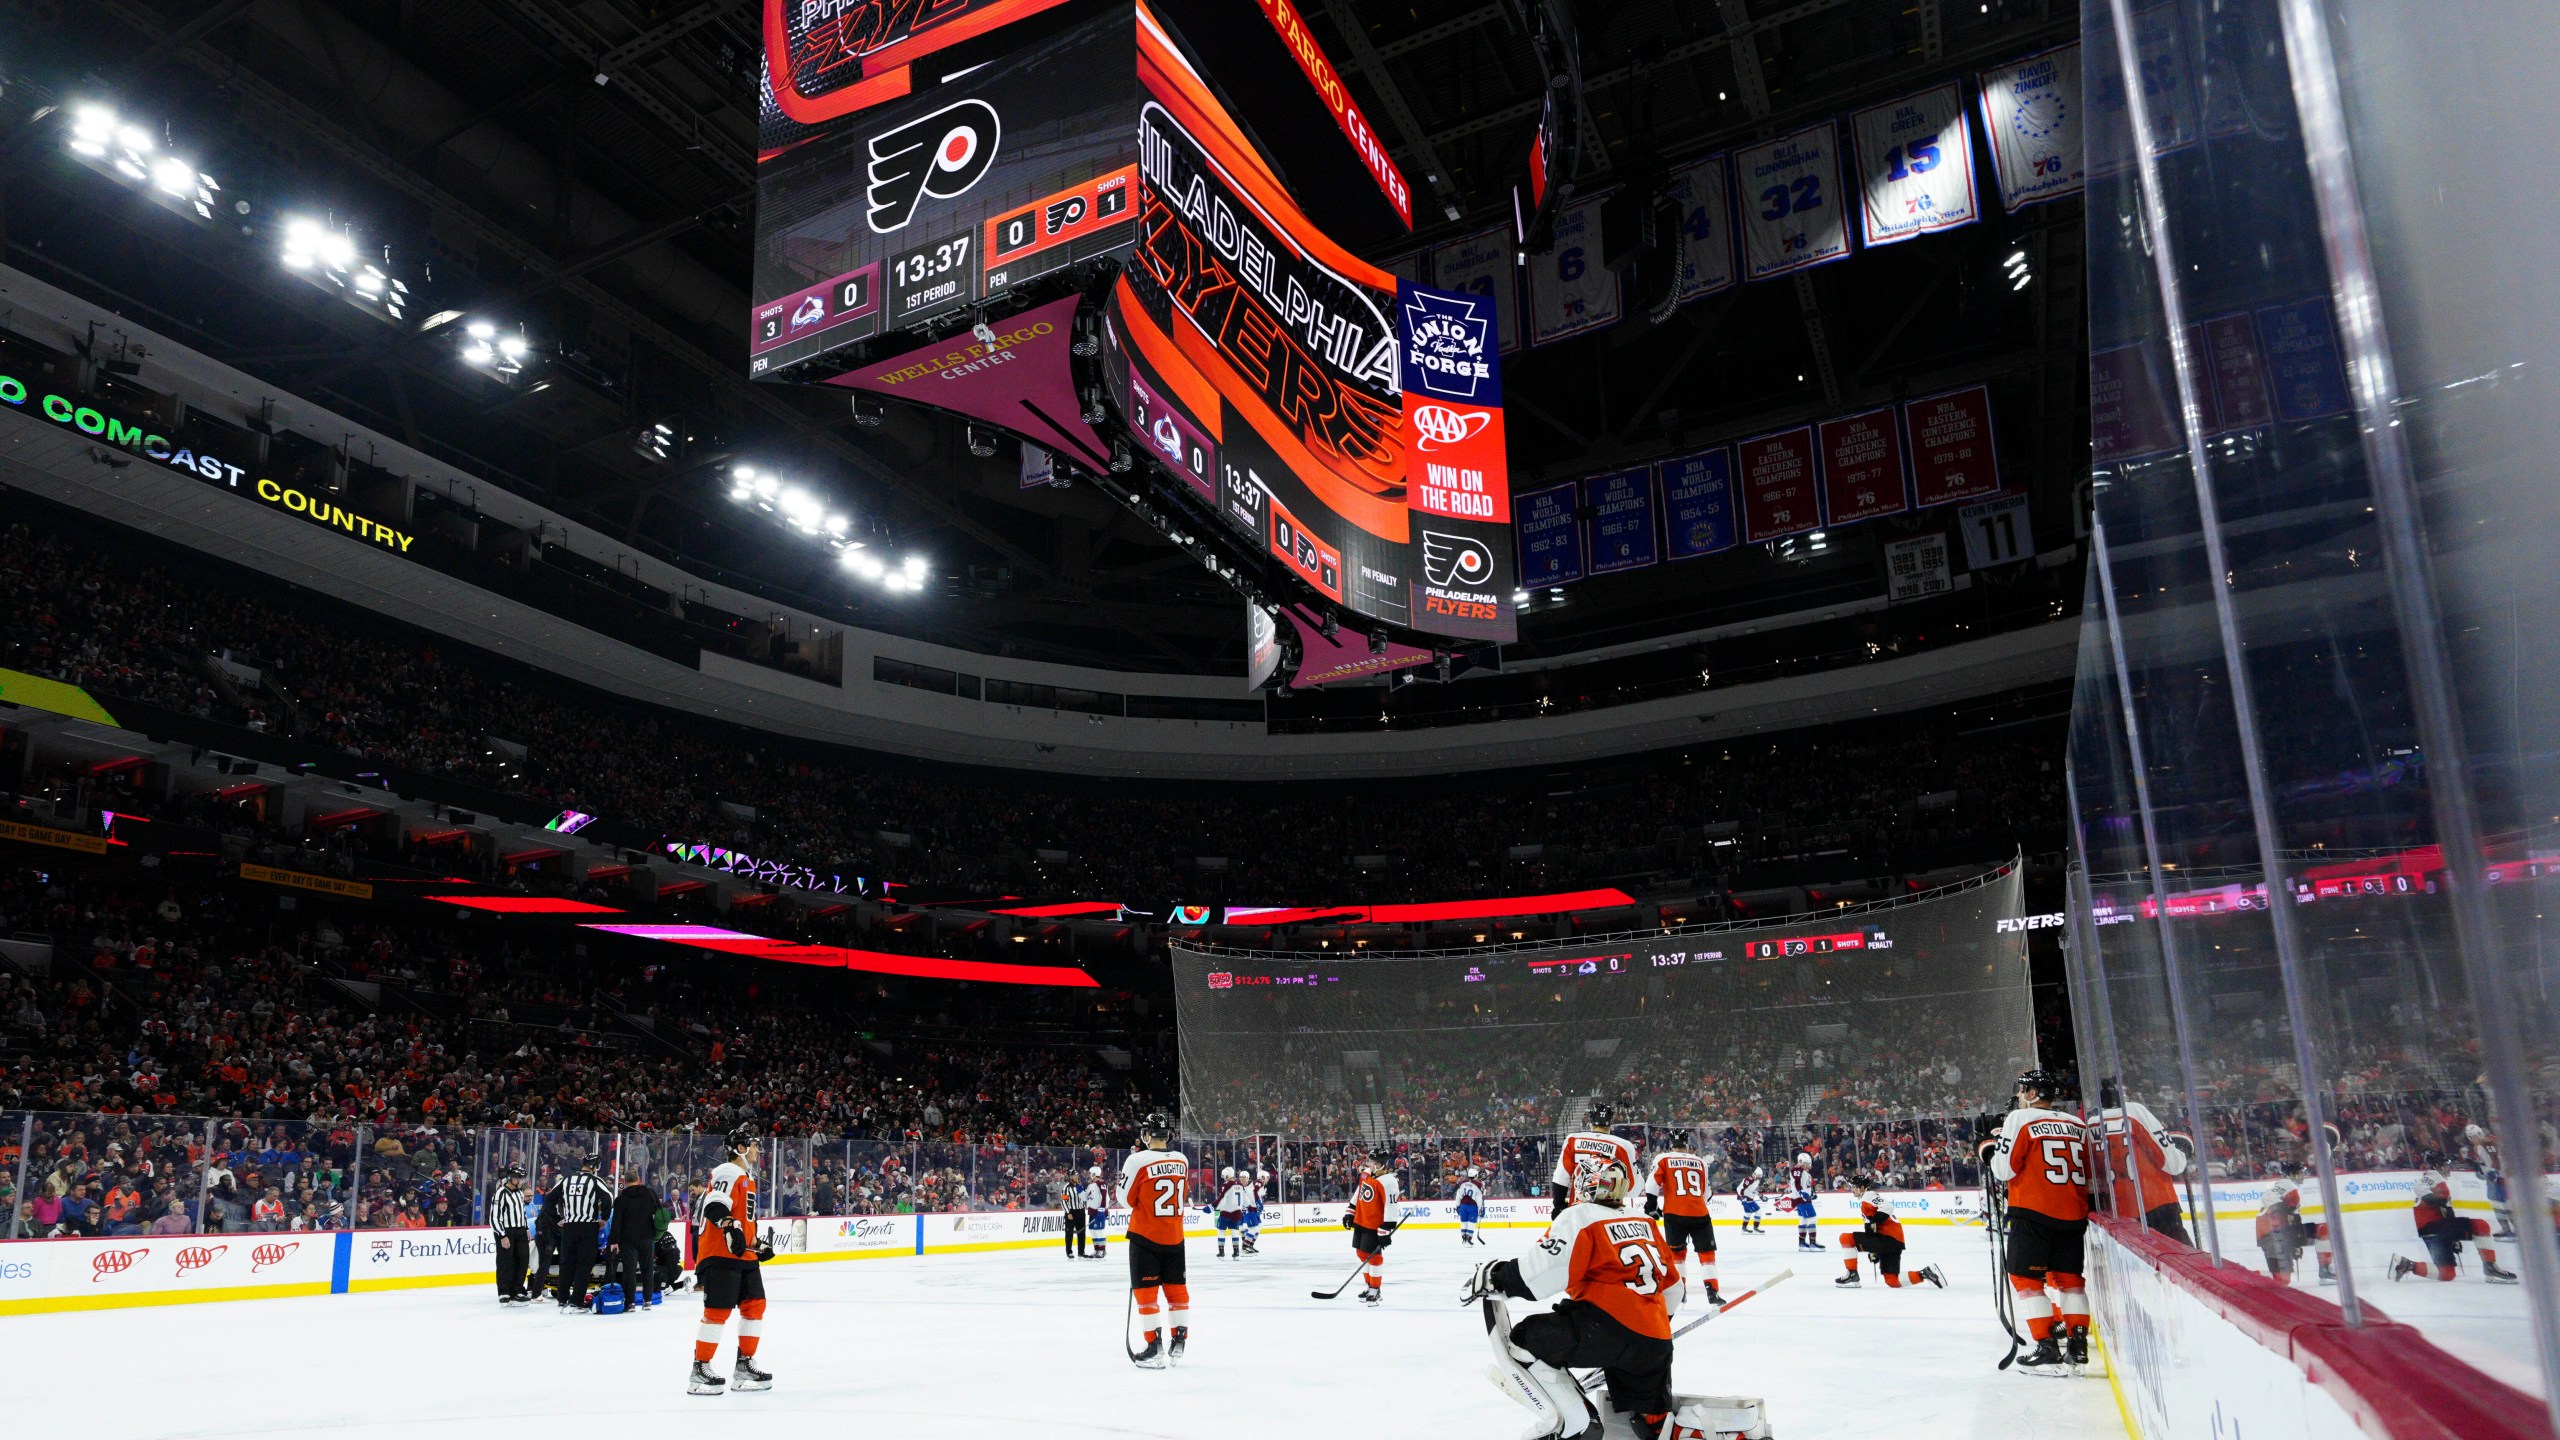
[{"left": 3, "top": 1, "right": 2559, "bottom": 1437}]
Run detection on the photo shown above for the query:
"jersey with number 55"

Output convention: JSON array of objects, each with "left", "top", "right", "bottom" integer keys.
[
  {"left": 1120, "top": 1149, "right": 1190, "bottom": 1246},
  {"left": 1511, "top": 1201, "right": 1685, "bottom": 1337},
  {"left": 1991, "top": 1106, "right": 2092, "bottom": 1222}
]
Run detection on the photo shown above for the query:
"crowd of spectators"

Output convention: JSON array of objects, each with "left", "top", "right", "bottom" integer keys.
[{"left": 0, "top": 508, "right": 2063, "bottom": 909}]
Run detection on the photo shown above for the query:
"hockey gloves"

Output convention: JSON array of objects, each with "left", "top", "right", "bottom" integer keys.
[
  {"left": 1377, "top": 1221, "right": 1396, "bottom": 1249},
  {"left": 755, "top": 1234, "right": 775, "bottom": 1263},
  {"left": 1644, "top": 1196, "right": 1663, "bottom": 1219},
  {"left": 1342, "top": 1213, "right": 1355, "bottom": 1229}
]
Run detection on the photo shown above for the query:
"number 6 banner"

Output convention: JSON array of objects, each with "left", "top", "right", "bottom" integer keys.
[
  {"left": 1527, "top": 195, "right": 1621, "bottom": 344},
  {"left": 1851, "top": 84, "right": 1978, "bottom": 248},
  {"left": 1736, "top": 122, "right": 1851, "bottom": 281}
]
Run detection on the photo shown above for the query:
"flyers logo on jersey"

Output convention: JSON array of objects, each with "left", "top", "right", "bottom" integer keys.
[
  {"left": 1411, "top": 404, "right": 1493, "bottom": 451},
  {"left": 867, "top": 99, "right": 1001, "bottom": 233}
]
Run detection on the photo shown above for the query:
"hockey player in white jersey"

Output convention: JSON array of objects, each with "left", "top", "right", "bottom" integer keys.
[
  {"left": 1736, "top": 1168, "right": 1766, "bottom": 1234},
  {"left": 1074, "top": 1165, "right": 1108, "bottom": 1259},
  {"left": 1549, "top": 1102, "right": 1641, "bottom": 1215},
  {"left": 1242, "top": 1170, "right": 1268, "bottom": 1255},
  {"left": 1455, "top": 1167, "right": 1487, "bottom": 1245},
  {"left": 1463, "top": 1158, "right": 1773, "bottom": 1440},
  {"left": 1215, "top": 1167, "right": 1248, "bottom": 1258}
]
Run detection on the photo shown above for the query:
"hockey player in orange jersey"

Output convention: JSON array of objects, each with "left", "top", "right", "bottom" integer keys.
[
  {"left": 1642, "top": 1131, "right": 1722, "bottom": 1305},
  {"left": 1462, "top": 1158, "right": 1775, "bottom": 1439},
  {"left": 1834, "top": 1173, "right": 1945, "bottom": 1290},
  {"left": 1344, "top": 1149, "right": 1402, "bottom": 1304},
  {"left": 2390, "top": 1168, "right": 2518, "bottom": 1283},
  {"left": 1983, "top": 1068, "right": 2095, "bottom": 1377},
  {"left": 1549, "top": 1101, "right": 1640, "bottom": 1215},
  {"left": 1120, "top": 1112, "right": 1193, "bottom": 1367},
  {"left": 687, "top": 1124, "right": 774, "bottom": 1396},
  {"left": 2255, "top": 1161, "right": 2335, "bottom": 1285}
]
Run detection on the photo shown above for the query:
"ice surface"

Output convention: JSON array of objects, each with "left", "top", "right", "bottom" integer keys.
[{"left": 9, "top": 1221, "right": 2128, "bottom": 1438}]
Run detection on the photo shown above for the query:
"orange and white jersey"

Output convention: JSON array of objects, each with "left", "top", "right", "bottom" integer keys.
[
  {"left": 1991, "top": 1106, "right": 2093, "bottom": 1222},
  {"left": 1859, "top": 1196, "right": 1905, "bottom": 1244},
  {"left": 1644, "top": 1151, "right": 1714, "bottom": 1218},
  {"left": 2099, "top": 1101, "right": 2187, "bottom": 1214},
  {"left": 1551, "top": 1130, "right": 1641, "bottom": 1188},
  {"left": 1119, "top": 1147, "right": 1189, "bottom": 1246},
  {"left": 696, "top": 1160, "right": 758, "bottom": 1263},
  {"left": 2255, "top": 1185, "right": 2302, "bottom": 1240},
  {"left": 1350, "top": 1171, "right": 1402, "bottom": 1229},
  {"left": 1515, "top": 1200, "right": 1684, "bottom": 1338}
]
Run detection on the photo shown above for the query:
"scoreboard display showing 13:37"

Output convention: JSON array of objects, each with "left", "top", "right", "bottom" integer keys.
[{"left": 886, "top": 231, "right": 978, "bottom": 329}]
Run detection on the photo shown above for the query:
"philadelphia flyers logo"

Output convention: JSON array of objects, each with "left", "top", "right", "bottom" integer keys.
[
  {"left": 1422, "top": 531, "right": 1493, "bottom": 588},
  {"left": 867, "top": 99, "right": 1000, "bottom": 233}
]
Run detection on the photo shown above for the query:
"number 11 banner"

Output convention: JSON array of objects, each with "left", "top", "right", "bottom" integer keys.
[
  {"left": 1736, "top": 122, "right": 1851, "bottom": 281},
  {"left": 1851, "top": 84, "right": 1979, "bottom": 248}
]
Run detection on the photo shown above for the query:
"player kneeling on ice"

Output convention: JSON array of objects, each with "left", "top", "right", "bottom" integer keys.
[
  {"left": 1835, "top": 1175, "right": 1944, "bottom": 1290},
  {"left": 2390, "top": 1168, "right": 2517, "bottom": 1283},
  {"left": 688, "top": 1125, "right": 775, "bottom": 1396},
  {"left": 2255, "top": 1163, "right": 2334, "bottom": 1285},
  {"left": 1461, "top": 1160, "right": 1773, "bottom": 1440}
]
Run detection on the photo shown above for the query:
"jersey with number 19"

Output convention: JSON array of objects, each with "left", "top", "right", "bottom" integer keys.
[
  {"left": 1991, "top": 1106, "right": 2092, "bottom": 1222},
  {"left": 1120, "top": 1149, "right": 1190, "bottom": 1246}
]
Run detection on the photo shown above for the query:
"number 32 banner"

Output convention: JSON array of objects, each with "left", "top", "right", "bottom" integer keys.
[
  {"left": 1851, "top": 84, "right": 1979, "bottom": 247},
  {"left": 1736, "top": 122, "right": 1851, "bottom": 281}
]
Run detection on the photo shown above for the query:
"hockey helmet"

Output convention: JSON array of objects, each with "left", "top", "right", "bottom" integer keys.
[
  {"left": 1574, "top": 1158, "right": 1634, "bottom": 1205},
  {"left": 1587, "top": 1101, "right": 1615, "bottom": 1128},
  {"left": 1221, "top": 1166, "right": 1237, "bottom": 1180},
  {"left": 1752, "top": 1166, "right": 1766, "bottom": 1178},
  {"left": 1139, "top": 1112, "right": 1175, "bottom": 1144},
  {"left": 498, "top": 1164, "right": 524, "bottom": 1181},
  {"left": 2466, "top": 1123, "right": 2488, "bottom": 1142},
  {"left": 1256, "top": 1170, "right": 1270, "bottom": 1183},
  {"left": 1088, "top": 1165, "right": 1102, "bottom": 1178},
  {"left": 2014, "top": 1068, "right": 2063, "bottom": 1103},
  {"left": 1796, "top": 1151, "right": 1812, "bottom": 1167},
  {"left": 725, "top": 1123, "right": 761, "bottom": 1156},
  {"left": 1466, "top": 1167, "right": 1481, "bottom": 1179}
]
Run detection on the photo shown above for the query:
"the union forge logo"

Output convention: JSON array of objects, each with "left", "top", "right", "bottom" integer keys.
[
  {"left": 1400, "top": 288, "right": 1496, "bottom": 403},
  {"left": 867, "top": 99, "right": 1001, "bottom": 233}
]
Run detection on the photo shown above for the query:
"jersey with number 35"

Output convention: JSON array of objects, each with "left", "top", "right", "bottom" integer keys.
[
  {"left": 1119, "top": 1149, "right": 1190, "bottom": 1246},
  {"left": 1513, "top": 1201, "right": 1684, "bottom": 1338},
  {"left": 1991, "top": 1106, "right": 2092, "bottom": 1222}
]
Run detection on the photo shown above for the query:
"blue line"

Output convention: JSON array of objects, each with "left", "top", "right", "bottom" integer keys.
[{"left": 329, "top": 1231, "right": 352, "bottom": 1294}]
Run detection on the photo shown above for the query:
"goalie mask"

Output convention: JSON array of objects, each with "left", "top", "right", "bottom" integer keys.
[{"left": 1574, "top": 1158, "right": 1635, "bottom": 1205}]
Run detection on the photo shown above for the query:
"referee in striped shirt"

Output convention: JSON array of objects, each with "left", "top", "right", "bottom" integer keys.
[
  {"left": 490, "top": 1167, "right": 531, "bottom": 1303},
  {"left": 551, "top": 1156, "right": 614, "bottom": 1310}
]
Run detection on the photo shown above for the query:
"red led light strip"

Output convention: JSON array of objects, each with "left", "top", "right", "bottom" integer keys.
[{"left": 581, "top": 924, "right": 1097, "bottom": 989}]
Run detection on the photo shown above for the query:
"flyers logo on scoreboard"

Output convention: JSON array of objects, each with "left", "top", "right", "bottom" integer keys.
[
  {"left": 867, "top": 99, "right": 1001, "bottom": 233},
  {"left": 1267, "top": 497, "right": 1344, "bottom": 601},
  {"left": 986, "top": 165, "right": 1137, "bottom": 266}
]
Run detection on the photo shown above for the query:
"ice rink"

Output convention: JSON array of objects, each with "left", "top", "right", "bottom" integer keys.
[{"left": 13, "top": 1219, "right": 2127, "bottom": 1439}]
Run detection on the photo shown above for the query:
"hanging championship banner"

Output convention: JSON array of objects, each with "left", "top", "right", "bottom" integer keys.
[
  {"left": 1851, "top": 84, "right": 1979, "bottom": 248},
  {"left": 2089, "top": 342, "right": 2182, "bottom": 462},
  {"left": 1516, "top": 483, "right": 1584, "bottom": 586},
  {"left": 1904, "top": 385, "right": 2002, "bottom": 506},
  {"left": 1817, "top": 408, "right": 1910, "bottom": 524},
  {"left": 1430, "top": 228, "right": 1521, "bottom": 354},
  {"left": 1883, "top": 532, "right": 1953, "bottom": 603},
  {"left": 1979, "top": 42, "right": 2083, "bottom": 210},
  {"left": 1527, "top": 196, "right": 1621, "bottom": 344},
  {"left": 2192, "top": 313, "right": 2273, "bottom": 434},
  {"left": 1584, "top": 468, "right": 1657, "bottom": 575},
  {"left": 1660, "top": 448, "right": 1737, "bottom": 559},
  {"left": 2254, "top": 299, "right": 2351, "bottom": 421},
  {"left": 1736, "top": 123, "right": 1851, "bottom": 281},
  {"left": 1665, "top": 155, "right": 1737, "bottom": 302},
  {"left": 1736, "top": 427, "right": 1822, "bottom": 542}
]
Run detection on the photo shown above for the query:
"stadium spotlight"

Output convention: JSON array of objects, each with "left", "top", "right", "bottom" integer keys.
[
  {"left": 455, "top": 317, "right": 535, "bottom": 378},
  {"left": 63, "top": 102, "right": 221, "bottom": 225},
  {"left": 279, "top": 216, "right": 410, "bottom": 323},
  {"left": 632, "top": 420, "right": 681, "bottom": 464},
  {"left": 2004, "top": 247, "right": 2032, "bottom": 290},
  {"left": 1367, "top": 630, "right": 1387, "bottom": 656}
]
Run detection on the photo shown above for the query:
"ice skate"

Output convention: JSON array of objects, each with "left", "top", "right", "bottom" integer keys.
[
  {"left": 731, "top": 1356, "right": 773, "bottom": 1392},
  {"left": 1359, "top": 1286, "right": 1382, "bottom": 1306},
  {"left": 2065, "top": 1326, "right": 2090, "bottom": 1373},
  {"left": 1834, "top": 1270, "right": 1861, "bottom": 1287},
  {"left": 1917, "top": 1265, "right": 1946, "bottom": 1289},
  {"left": 687, "top": 1360, "right": 726, "bottom": 1396},
  {"left": 2486, "top": 1261, "right": 2521, "bottom": 1284},
  {"left": 1131, "top": 1334, "right": 1168, "bottom": 1369},
  {"left": 2016, "top": 1337, "right": 2070, "bottom": 1378},
  {"left": 2389, "top": 1255, "right": 2417, "bottom": 1281},
  {"left": 1169, "top": 1325, "right": 1188, "bottom": 1364}
]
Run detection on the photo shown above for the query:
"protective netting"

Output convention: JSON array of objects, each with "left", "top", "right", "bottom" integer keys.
[{"left": 1174, "top": 862, "right": 2036, "bottom": 1140}]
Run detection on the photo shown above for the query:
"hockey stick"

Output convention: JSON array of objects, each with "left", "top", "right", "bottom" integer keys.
[
  {"left": 1310, "top": 1260, "right": 1368, "bottom": 1300},
  {"left": 1983, "top": 1166, "right": 2027, "bottom": 1370},
  {"left": 1123, "top": 1287, "right": 1145, "bottom": 1365}
]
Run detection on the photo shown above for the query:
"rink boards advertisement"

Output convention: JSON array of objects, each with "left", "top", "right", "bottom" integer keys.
[{"left": 0, "top": 1226, "right": 498, "bottom": 1314}]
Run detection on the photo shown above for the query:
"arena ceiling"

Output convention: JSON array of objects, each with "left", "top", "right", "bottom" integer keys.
[{"left": 0, "top": 0, "right": 2080, "bottom": 674}]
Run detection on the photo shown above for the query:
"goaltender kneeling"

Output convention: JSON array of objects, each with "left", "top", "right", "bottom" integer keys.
[{"left": 1462, "top": 1160, "right": 1768, "bottom": 1439}]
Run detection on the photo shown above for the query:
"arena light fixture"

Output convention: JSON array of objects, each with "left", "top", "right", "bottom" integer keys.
[
  {"left": 2004, "top": 247, "right": 2032, "bottom": 290},
  {"left": 63, "top": 101, "right": 221, "bottom": 225},
  {"left": 279, "top": 215, "right": 411, "bottom": 323},
  {"left": 455, "top": 316, "right": 536, "bottom": 379}
]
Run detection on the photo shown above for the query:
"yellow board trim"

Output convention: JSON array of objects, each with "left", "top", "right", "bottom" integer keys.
[
  {"left": 0, "top": 1280, "right": 331, "bottom": 1315},
  {"left": 2094, "top": 1326, "right": 2146, "bottom": 1440},
  {"left": 0, "top": 666, "right": 118, "bottom": 726}
]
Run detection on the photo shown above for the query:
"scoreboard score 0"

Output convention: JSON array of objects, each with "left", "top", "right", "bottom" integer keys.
[{"left": 1741, "top": 928, "right": 1893, "bottom": 960}]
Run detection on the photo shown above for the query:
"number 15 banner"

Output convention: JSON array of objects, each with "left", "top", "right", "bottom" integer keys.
[
  {"left": 1851, "top": 84, "right": 1979, "bottom": 247},
  {"left": 1736, "top": 122, "right": 1851, "bottom": 281}
]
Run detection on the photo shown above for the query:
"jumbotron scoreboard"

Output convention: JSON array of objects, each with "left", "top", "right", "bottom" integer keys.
[{"left": 752, "top": 0, "right": 1518, "bottom": 648}]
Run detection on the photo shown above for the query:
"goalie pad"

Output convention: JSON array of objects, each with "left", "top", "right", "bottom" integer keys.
[
  {"left": 1664, "top": 1394, "right": 1774, "bottom": 1440},
  {"left": 1481, "top": 1297, "right": 1597, "bottom": 1439}
]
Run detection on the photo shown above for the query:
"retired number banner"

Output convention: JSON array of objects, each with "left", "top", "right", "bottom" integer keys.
[
  {"left": 1736, "top": 123, "right": 1851, "bottom": 281},
  {"left": 1980, "top": 42, "right": 2084, "bottom": 209},
  {"left": 1737, "top": 427, "right": 1822, "bottom": 541},
  {"left": 1852, "top": 84, "right": 1979, "bottom": 247},
  {"left": 1527, "top": 196, "right": 1621, "bottom": 344},
  {"left": 1431, "top": 228, "right": 1521, "bottom": 353},
  {"left": 1665, "top": 156, "right": 1737, "bottom": 301}
]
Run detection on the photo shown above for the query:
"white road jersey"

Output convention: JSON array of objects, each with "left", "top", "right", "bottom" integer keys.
[
  {"left": 1218, "top": 1182, "right": 1249, "bottom": 1214},
  {"left": 1551, "top": 1131, "right": 1642, "bottom": 1188}
]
